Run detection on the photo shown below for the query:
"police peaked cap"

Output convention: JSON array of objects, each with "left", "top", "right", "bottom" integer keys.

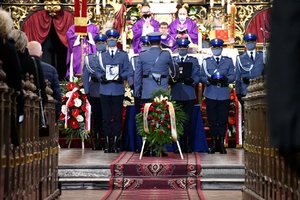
[
  {"left": 210, "top": 38, "right": 224, "bottom": 47},
  {"left": 176, "top": 38, "right": 190, "bottom": 47},
  {"left": 147, "top": 32, "right": 162, "bottom": 42},
  {"left": 244, "top": 33, "right": 257, "bottom": 42},
  {"left": 105, "top": 29, "right": 120, "bottom": 38},
  {"left": 141, "top": 36, "right": 150, "bottom": 44},
  {"left": 94, "top": 34, "right": 107, "bottom": 42}
]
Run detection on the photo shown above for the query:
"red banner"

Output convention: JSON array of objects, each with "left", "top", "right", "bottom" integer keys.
[{"left": 74, "top": 0, "right": 87, "bottom": 36}]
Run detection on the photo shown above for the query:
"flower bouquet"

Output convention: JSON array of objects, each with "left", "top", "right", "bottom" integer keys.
[
  {"left": 136, "top": 90, "right": 186, "bottom": 157},
  {"left": 59, "top": 77, "right": 90, "bottom": 148}
]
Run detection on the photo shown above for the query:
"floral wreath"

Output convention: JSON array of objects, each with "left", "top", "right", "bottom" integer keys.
[
  {"left": 136, "top": 90, "right": 186, "bottom": 155},
  {"left": 59, "top": 77, "right": 91, "bottom": 147}
]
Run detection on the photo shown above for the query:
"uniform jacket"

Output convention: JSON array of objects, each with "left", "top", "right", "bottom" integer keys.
[
  {"left": 134, "top": 46, "right": 175, "bottom": 99},
  {"left": 98, "top": 49, "right": 131, "bottom": 96},
  {"left": 170, "top": 55, "right": 200, "bottom": 101},
  {"left": 235, "top": 51, "right": 264, "bottom": 96},
  {"left": 83, "top": 53, "right": 102, "bottom": 97},
  {"left": 200, "top": 56, "right": 235, "bottom": 100}
]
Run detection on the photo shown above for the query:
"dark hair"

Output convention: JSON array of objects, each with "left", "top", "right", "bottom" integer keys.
[{"left": 159, "top": 22, "right": 169, "bottom": 27}]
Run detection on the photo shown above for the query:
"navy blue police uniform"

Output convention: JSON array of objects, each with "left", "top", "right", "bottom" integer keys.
[
  {"left": 98, "top": 29, "right": 131, "bottom": 153},
  {"left": 170, "top": 38, "right": 200, "bottom": 152},
  {"left": 235, "top": 33, "right": 264, "bottom": 104},
  {"left": 199, "top": 38, "right": 235, "bottom": 154},
  {"left": 134, "top": 32, "right": 175, "bottom": 156},
  {"left": 83, "top": 33, "right": 107, "bottom": 150}
]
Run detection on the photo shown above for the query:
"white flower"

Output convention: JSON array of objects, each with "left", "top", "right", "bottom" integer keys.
[
  {"left": 76, "top": 115, "right": 84, "bottom": 122},
  {"left": 74, "top": 98, "right": 82, "bottom": 107},
  {"left": 61, "top": 105, "right": 67, "bottom": 115},
  {"left": 80, "top": 88, "right": 85, "bottom": 94}
]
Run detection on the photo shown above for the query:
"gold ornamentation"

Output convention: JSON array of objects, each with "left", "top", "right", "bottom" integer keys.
[{"left": 44, "top": 0, "right": 61, "bottom": 16}]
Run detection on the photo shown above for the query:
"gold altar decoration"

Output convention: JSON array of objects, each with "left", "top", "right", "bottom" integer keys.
[{"left": 0, "top": 0, "right": 271, "bottom": 46}]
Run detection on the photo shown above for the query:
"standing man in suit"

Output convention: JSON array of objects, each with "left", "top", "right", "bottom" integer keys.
[
  {"left": 132, "top": 4, "right": 160, "bottom": 54},
  {"left": 170, "top": 39, "right": 200, "bottom": 153},
  {"left": 134, "top": 32, "right": 175, "bottom": 156},
  {"left": 83, "top": 34, "right": 107, "bottom": 150},
  {"left": 98, "top": 29, "right": 131, "bottom": 153},
  {"left": 235, "top": 33, "right": 264, "bottom": 105},
  {"left": 200, "top": 39, "right": 235, "bottom": 154}
]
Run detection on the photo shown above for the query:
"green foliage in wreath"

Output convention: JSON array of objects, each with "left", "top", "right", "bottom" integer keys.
[{"left": 136, "top": 89, "right": 186, "bottom": 148}]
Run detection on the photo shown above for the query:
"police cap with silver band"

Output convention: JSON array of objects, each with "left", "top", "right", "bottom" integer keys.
[
  {"left": 176, "top": 38, "right": 190, "bottom": 48},
  {"left": 210, "top": 38, "right": 224, "bottom": 47},
  {"left": 244, "top": 33, "right": 257, "bottom": 42},
  {"left": 147, "top": 32, "right": 162, "bottom": 42},
  {"left": 141, "top": 36, "right": 150, "bottom": 44},
  {"left": 94, "top": 34, "right": 107, "bottom": 42},
  {"left": 105, "top": 29, "right": 120, "bottom": 38}
]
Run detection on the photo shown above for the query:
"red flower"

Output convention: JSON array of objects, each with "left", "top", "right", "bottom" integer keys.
[
  {"left": 157, "top": 110, "right": 162, "bottom": 114},
  {"left": 140, "top": 107, "right": 144, "bottom": 113},
  {"left": 167, "top": 125, "right": 171, "bottom": 129},
  {"left": 166, "top": 105, "right": 169, "bottom": 110},
  {"left": 72, "top": 92, "right": 79, "bottom": 99},
  {"left": 62, "top": 95, "right": 67, "bottom": 102},
  {"left": 147, "top": 115, "right": 153, "bottom": 120},
  {"left": 68, "top": 118, "right": 79, "bottom": 129},
  {"left": 162, "top": 100, "right": 167, "bottom": 104},
  {"left": 152, "top": 102, "right": 157, "bottom": 106},
  {"left": 81, "top": 104, "right": 87, "bottom": 112},
  {"left": 72, "top": 108, "right": 80, "bottom": 117},
  {"left": 160, "top": 121, "right": 165, "bottom": 126},
  {"left": 165, "top": 113, "right": 170, "bottom": 119},
  {"left": 159, "top": 130, "right": 164, "bottom": 135},
  {"left": 66, "top": 82, "right": 77, "bottom": 91},
  {"left": 67, "top": 99, "right": 75, "bottom": 108},
  {"left": 154, "top": 116, "right": 159, "bottom": 121},
  {"left": 82, "top": 94, "right": 87, "bottom": 101},
  {"left": 59, "top": 113, "right": 65, "bottom": 121},
  {"left": 151, "top": 122, "right": 155, "bottom": 127}
]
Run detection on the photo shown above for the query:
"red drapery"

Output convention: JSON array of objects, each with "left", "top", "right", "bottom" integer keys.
[
  {"left": 22, "top": 10, "right": 74, "bottom": 48},
  {"left": 246, "top": 8, "right": 271, "bottom": 43}
]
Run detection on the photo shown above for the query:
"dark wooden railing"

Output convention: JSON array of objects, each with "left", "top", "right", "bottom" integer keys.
[
  {"left": 242, "top": 76, "right": 300, "bottom": 200},
  {"left": 0, "top": 60, "right": 60, "bottom": 200}
]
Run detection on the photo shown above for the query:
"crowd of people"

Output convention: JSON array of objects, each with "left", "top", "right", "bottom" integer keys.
[{"left": 0, "top": 3, "right": 265, "bottom": 155}]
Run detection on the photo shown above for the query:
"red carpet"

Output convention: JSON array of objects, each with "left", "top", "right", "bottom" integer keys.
[{"left": 101, "top": 152, "right": 205, "bottom": 200}]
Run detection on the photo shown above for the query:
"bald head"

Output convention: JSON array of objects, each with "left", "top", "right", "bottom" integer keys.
[{"left": 27, "top": 41, "right": 43, "bottom": 58}]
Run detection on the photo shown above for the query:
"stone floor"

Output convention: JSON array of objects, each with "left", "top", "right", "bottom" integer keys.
[
  {"left": 58, "top": 148, "right": 245, "bottom": 199},
  {"left": 58, "top": 189, "right": 242, "bottom": 200}
]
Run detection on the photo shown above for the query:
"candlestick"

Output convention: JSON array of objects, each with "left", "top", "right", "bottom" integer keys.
[
  {"left": 122, "top": 31, "right": 127, "bottom": 51},
  {"left": 198, "top": 32, "right": 202, "bottom": 52},
  {"left": 96, "top": 0, "right": 100, "bottom": 15},
  {"left": 210, "top": 0, "right": 214, "bottom": 8}
]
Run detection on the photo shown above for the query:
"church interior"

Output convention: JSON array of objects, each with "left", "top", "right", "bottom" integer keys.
[{"left": 1, "top": 0, "right": 300, "bottom": 199}]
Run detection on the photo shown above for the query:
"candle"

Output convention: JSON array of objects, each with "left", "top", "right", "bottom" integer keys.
[
  {"left": 122, "top": 31, "right": 127, "bottom": 51},
  {"left": 96, "top": 0, "right": 100, "bottom": 15},
  {"left": 221, "top": 0, "right": 225, "bottom": 6},
  {"left": 198, "top": 32, "right": 202, "bottom": 52},
  {"left": 210, "top": 0, "right": 214, "bottom": 8},
  {"left": 227, "top": 0, "right": 231, "bottom": 14},
  {"left": 102, "top": 0, "right": 106, "bottom": 8}
]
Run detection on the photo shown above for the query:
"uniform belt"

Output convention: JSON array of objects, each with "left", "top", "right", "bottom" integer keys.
[
  {"left": 143, "top": 75, "right": 168, "bottom": 78},
  {"left": 211, "top": 82, "right": 229, "bottom": 87},
  {"left": 91, "top": 77, "right": 99, "bottom": 82}
]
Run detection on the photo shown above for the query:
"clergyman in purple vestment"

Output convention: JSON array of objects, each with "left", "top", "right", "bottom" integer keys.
[
  {"left": 66, "top": 23, "right": 99, "bottom": 77},
  {"left": 132, "top": 5, "right": 160, "bottom": 54},
  {"left": 169, "top": 8, "right": 198, "bottom": 49},
  {"left": 159, "top": 21, "right": 176, "bottom": 52}
]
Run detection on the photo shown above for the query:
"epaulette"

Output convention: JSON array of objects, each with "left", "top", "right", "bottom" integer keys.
[{"left": 222, "top": 56, "right": 231, "bottom": 59}]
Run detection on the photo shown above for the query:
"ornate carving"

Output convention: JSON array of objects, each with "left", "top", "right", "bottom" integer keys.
[
  {"left": 44, "top": 0, "right": 61, "bottom": 16},
  {"left": 234, "top": 4, "right": 267, "bottom": 45}
]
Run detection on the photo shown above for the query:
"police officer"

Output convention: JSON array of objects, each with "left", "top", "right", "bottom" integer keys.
[
  {"left": 83, "top": 33, "right": 107, "bottom": 150},
  {"left": 128, "top": 36, "right": 150, "bottom": 152},
  {"left": 170, "top": 38, "right": 200, "bottom": 153},
  {"left": 134, "top": 32, "right": 175, "bottom": 156},
  {"left": 200, "top": 38, "right": 235, "bottom": 154},
  {"left": 99, "top": 29, "right": 131, "bottom": 153},
  {"left": 235, "top": 33, "right": 264, "bottom": 105}
]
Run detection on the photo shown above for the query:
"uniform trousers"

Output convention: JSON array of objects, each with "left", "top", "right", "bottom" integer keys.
[
  {"left": 100, "top": 95, "right": 124, "bottom": 137},
  {"left": 175, "top": 100, "right": 194, "bottom": 150},
  {"left": 206, "top": 98, "right": 230, "bottom": 137},
  {"left": 88, "top": 96, "right": 102, "bottom": 134}
]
